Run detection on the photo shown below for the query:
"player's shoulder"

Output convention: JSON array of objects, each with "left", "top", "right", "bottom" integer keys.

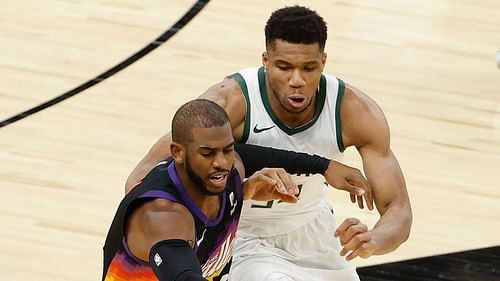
[
  {"left": 201, "top": 66, "right": 259, "bottom": 96},
  {"left": 128, "top": 196, "right": 194, "bottom": 247},
  {"left": 143, "top": 197, "right": 189, "bottom": 214},
  {"left": 340, "top": 82, "right": 390, "bottom": 148},
  {"left": 130, "top": 185, "right": 191, "bottom": 223},
  {"left": 197, "top": 70, "right": 250, "bottom": 132},
  {"left": 199, "top": 76, "right": 244, "bottom": 107},
  {"left": 342, "top": 83, "right": 384, "bottom": 118}
]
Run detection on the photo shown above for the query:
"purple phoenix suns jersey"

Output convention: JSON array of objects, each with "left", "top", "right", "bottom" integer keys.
[{"left": 103, "top": 159, "right": 243, "bottom": 281}]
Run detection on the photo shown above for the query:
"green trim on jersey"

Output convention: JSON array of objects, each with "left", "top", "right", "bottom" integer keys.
[
  {"left": 231, "top": 73, "right": 251, "bottom": 143},
  {"left": 257, "top": 67, "right": 327, "bottom": 135},
  {"left": 335, "top": 78, "right": 346, "bottom": 152}
]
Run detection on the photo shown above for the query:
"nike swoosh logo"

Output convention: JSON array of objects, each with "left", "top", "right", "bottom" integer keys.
[{"left": 253, "top": 124, "right": 276, "bottom": 133}]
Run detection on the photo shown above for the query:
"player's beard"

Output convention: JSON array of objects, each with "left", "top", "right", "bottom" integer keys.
[{"left": 185, "top": 155, "right": 226, "bottom": 196}]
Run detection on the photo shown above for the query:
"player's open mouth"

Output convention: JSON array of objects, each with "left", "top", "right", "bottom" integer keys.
[
  {"left": 288, "top": 96, "right": 306, "bottom": 108},
  {"left": 208, "top": 173, "right": 228, "bottom": 188}
]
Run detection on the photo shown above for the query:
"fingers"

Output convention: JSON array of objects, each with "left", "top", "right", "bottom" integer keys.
[
  {"left": 335, "top": 218, "right": 374, "bottom": 261},
  {"left": 345, "top": 182, "right": 364, "bottom": 209},
  {"left": 275, "top": 169, "right": 299, "bottom": 195},
  {"left": 338, "top": 221, "right": 368, "bottom": 245},
  {"left": 245, "top": 168, "right": 299, "bottom": 202},
  {"left": 339, "top": 231, "right": 368, "bottom": 256},
  {"left": 360, "top": 182, "right": 374, "bottom": 210},
  {"left": 357, "top": 195, "right": 364, "bottom": 209},
  {"left": 347, "top": 173, "right": 374, "bottom": 210},
  {"left": 255, "top": 173, "right": 286, "bottom": 192},
  {"left": 348, "top": 182, "right": 365, "bottom": 196},
  {"left": 274, "top": 192, "right": 298, "bottom": 203},
  {"left": 343, "top": 235, "right": 372, "bottom": 261},
  {"left": 341, "top": 233, "right": 375, "bottom": 261},
  {"left": 335, "top": 218, "right": 365, "bottom": 241},
  {"left": 324, "top": 161, "right": 374, "bottom": 210},
  {"left": 346, "top": 180, "right": 373, "bottom": 211},
  {"left": 263, "top": 168, "right": 298, "bottom": 196},
  {"left": 344, "top": 183, "right": 365, "bottom": 210}
]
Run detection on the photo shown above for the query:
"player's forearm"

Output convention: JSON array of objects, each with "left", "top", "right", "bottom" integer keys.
[
  {"left": 125, "top": 134, "right": 173, "bottom": 192},
  {"left": 361, "top": 149, "right": 412, "bottom": 254},
  {"left": 150, "top": 239, "right": 206, "bottom": 281},
  {"left": 125, "top": 157, "right": 163, "bottom": 193},
  {"left": 371, "top": 202, "right": 412, "bottom": 255},
  {"left": 234, "top": 143, "right": 329, "bottom": 176}
]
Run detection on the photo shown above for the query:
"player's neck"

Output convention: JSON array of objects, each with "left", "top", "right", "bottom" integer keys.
[{"left": 197, "top": 197, "right": 220, "bottom": 219}]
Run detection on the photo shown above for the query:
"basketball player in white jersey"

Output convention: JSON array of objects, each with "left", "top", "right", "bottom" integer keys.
[{"left": 125, "top": 5, "right": 412, "bottom": 281}]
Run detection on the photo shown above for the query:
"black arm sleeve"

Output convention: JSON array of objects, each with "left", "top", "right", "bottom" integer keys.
[
  {"left": 149, "top": 239, "right": 206, "bottom": 281},
  {"left": 234, "top": 143, "right": 330, "bottom": 176}
]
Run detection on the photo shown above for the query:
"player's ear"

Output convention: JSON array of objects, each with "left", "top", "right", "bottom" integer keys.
[
  {"left": 321, "top": 52, "right": 327, "bottom": 65},
  {"left": 262, "top": 51, "right": 268, "bottom": 68},
  {"left": 170, "top": 142, "right": 185, "bottom": 164}
]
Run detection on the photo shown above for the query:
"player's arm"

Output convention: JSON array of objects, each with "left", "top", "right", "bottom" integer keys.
[
  {"left": 233, "top": 152, "right": 298, "bottom": 203},
  {"left": 234, "top": 143, "right": 373, "bottom": 207},
  {"left": 125, "top": 77, "right": 246, "bottom": 193},
  {"left": 126, "top": 198, "right": 206, "bottom": 280},
  {"left": 336, "top": 85, "right": 412, "bottom": 260},
  {"left": 125, "top": 133, "right": 172, "bottom": 193},
  {"left": 233, "top": 144, "right": 372, "bottom": 206}
]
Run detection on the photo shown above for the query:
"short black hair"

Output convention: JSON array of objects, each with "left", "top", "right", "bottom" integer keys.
[
  {"left": 171, "top": 99, "right": 230, "bottom": 145},
  {"left": 265, "top": 6, "right": 327, "bottom": 51}
]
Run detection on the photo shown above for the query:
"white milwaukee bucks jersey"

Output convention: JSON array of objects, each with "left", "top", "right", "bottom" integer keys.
[{"left": 233, "top": 67, "right": 346, "bottom": 237}]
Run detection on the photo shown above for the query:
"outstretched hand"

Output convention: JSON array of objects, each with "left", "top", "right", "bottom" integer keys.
[
  {"left": 243, "top": 168, "right": 299, "bottom": 203},
  {"left": 323, "top": 161, "right": 374, "bottom": 210}
]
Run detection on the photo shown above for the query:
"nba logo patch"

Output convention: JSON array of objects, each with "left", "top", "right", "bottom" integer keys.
[{"left": 154, "top": 253, "right": 163, "bottom": 266}]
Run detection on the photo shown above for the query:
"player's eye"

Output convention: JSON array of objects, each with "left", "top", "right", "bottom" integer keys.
[
  {"left": 201, "top": 151, "right": 214, "bottom": 157},
  {"left": 277, "top": 65, "right": 291, "bottom": 71}
]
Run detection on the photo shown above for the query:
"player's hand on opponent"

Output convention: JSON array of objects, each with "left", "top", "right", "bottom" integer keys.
[
  {"left": 323, "top": 160, "right": 374, "bottom": 210},
  {"left": 335, "top": 218, "right": 377, "bottom": 261},
  {"left": 243, "top": 168, "right": 299, "bottom": 203}
]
